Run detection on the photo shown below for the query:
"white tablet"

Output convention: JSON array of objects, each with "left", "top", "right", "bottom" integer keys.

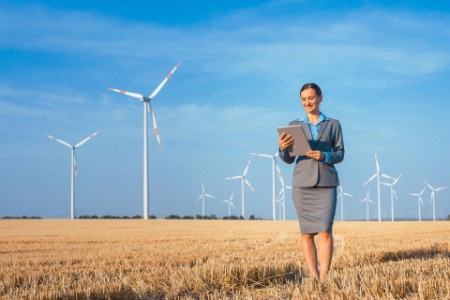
[{"left": 277, "top": 125, "right": 312, "bottom": 157}]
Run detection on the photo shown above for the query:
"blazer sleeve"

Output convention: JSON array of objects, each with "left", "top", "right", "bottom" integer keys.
[
  {"left": 325, "top": 120, "right": 344, "bottom": 165},
  {"left": 278, "top": 148, "right": 295, "bottom": 164}
]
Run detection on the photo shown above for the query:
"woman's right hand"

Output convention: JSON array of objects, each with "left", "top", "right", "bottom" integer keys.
[{"left": 278, "top": 132, "right": 294, "bottom": 151}]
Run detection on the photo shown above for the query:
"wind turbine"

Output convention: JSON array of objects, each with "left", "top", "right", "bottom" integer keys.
[
  {"left": 424, "top": 181, "right": 447, "bottom": 221},
  {"left": 381, "top": 174, "right": 402, "bottom": 222},
  {"left": 47, "top": 131, "right": 99, "bottom": 219},
  {"left": 275, "top": 163, "right": 288, "bottom": 221},
  {"left": 337, "top": 185, "right": 353, "bottom": 221},
  {"left": 222, "top": 192, "right": 235, "bottom": 217},
  {"left": 409, "top": 187, "right": 426, "bottom": 221},
  {"left": 225, "top": 160, "right": 255, "bottom": 219},
  {"left": 108, "top": 63, "right": 180, "bottom": 219},
  {"left": 360, "top": 190, "right": 375, "bottom": 222},
  {"left": 363, "top": 154, "right": 382, "bottom": 222},
  {"left": 197, "top": 182, "right": 215, "bottom": 217},
  {"left": 249, "top": 152, "right": 279, "bottom": 220}
]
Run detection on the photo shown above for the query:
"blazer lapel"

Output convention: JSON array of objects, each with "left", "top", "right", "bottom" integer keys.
[
  {"left": 301, "top": 122, "right": 313, "bottom": 141},
  {"left": 315, "top": 120, "right": 330, "bottom": 142}
]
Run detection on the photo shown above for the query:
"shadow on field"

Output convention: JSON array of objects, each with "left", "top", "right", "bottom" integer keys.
[
  {"left": 59, "top": 287, "right": 164, "bottom": 300},
  {"left": 380, "top": 243, "right": 449, "bottom": 262}
]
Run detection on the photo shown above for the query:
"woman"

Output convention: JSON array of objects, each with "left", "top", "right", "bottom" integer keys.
[{"left": 278, "top": 83, "right": 344, "bottom": 281}]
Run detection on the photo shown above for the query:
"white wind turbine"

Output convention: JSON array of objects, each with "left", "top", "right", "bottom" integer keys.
[
  {"left": 225, "top": 160, "right": 255, "bottom": 219},
  {"left": 222, "top": 192, "right": 235, "bottom": 217},
  {"left": 337, "top": 185, "right": 353, "bottom": 221},
  {"left": 360, "top": 190, "right": 375, "bottom": 222},
  {"left": 409, "top": 187, "right": 426, "bottom": 222},
  {"left": 249, "top": 152, "right": 279, "bottom": 220},
  {"left": 108, "top": 63, "right": 180, "bottom": 219},
  {"left": 424, "top": 181, "right": 447, "bottom": 221},
  {"left": 363, "top": 154, "right": 383, "bottom": 222},
  {"left": 47, "top": 131, "right": 99, "bottom": 219},
  {"left": 275, "top": 163, "right": 288, "bottom": 221},
  {"left": 381, "top": 174, "right": 402, "bottom": 222},
  {"left": 197, "top": 182, "right": 215, "bottom": 217}
]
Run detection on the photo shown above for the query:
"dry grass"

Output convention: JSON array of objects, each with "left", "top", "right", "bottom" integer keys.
[{"left": 0, "top": 220, "right": 449, "bottom": 299}]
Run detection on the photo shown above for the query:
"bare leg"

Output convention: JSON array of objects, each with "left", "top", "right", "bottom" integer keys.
[
  {"left": 317, "top": 232, "right": 333, "bottom": 280},
  {"left": 301, "top": 234, "right": 319, "bottom": 279}
]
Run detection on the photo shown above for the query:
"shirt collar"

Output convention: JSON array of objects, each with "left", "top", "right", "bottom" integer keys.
[{"left": 302, "top": 112, "right": 328, "bottom": 125}]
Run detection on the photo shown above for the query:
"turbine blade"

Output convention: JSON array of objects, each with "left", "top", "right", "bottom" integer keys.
[
  {"left": 73, "top": 150, "right": 78, "bottom": 176},
  {"left": 249, "top": 152, "right": 272, "bottom": 159},
  {"left": 205, "top": 193, "right": 215, "bottom": 199},
  {"left": 230, "top": 202, "right": 235, "bottom": 209},
  {"left": 435, "top": 187, "right": 447, "bottom": 192},
  {"left": 424, "top": 181, "right": 433, "bottom": 190},
  {"left": 148, "top": 63, "right": 180, "bottom": 99},
  {"left": 75, "top": 131, "right": 99, "bottom": 148},
  {"left": 276, "top": 164, "right": 285, "bottom": 186},
  {"left": 47, "top": 135, "right": 72, "bottom": 148},
  {"left": 393, "top": 189, "right": 398, "bottom": 200},
  {"left": 225, "top": 176, "right": 241, "bottom": 180},
  {"left": 148, "top": 103, "right": 162, "bottom": 149},
  {"left": 243, "top": 160, "right": 251, "bottom": 176},
  {"left": 343, "top": 193, "right": 353, "bottom": 197},
  {"left": 108, "top": 88, "right": 144, "bottom": 100},
  {"left": 245, "top": 179, "right": 255, "bottom": 192},
  {"left": 363, "top": 173, "right": 377, "bottom": 186},
  {"left": 375, "top": 154, "right": 380, "bottom": 173},
  {"left": 420, "top": 188, "right": 426, "bottom": 195},
  {"left": 382, "top": 173, "right": 394, "bottom": 180}
]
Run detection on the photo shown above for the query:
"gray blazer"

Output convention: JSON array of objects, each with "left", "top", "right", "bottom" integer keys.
[{"left": 279, "top": 118, "right": 344, "bottom": 188}]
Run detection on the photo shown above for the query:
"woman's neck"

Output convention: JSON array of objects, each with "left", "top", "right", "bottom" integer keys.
[{"left": 307, "top": 111, "right": 321, "bottom": 125}]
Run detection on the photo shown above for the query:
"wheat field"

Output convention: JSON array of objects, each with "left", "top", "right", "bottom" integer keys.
[{"left": 0, "top": 219, "right": 448, "bottom": 299}]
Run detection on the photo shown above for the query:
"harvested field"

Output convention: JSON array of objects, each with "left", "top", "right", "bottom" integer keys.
[{"left": 0, "top": 220, "right": 449, "bottom": 299}]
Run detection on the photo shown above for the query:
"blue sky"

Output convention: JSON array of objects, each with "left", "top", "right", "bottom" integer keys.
[{"left": 1, "top": 0, "right": 449, "bottom": 220}]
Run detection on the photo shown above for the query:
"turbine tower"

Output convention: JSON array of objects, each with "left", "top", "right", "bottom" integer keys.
[
  {"left": 108, "top": 63, "right": 180, "bottom": 219},
  {"left": 424, "top": 181, "right": 447, "bottom": 221},
  {"left": 381, "top": 174, "right": 402, "bottom": 222},
  {"left": 47, "top": 131, "right": 99, "bottom": 219},
  {"left": 360, "top": 190, "right": 374, "bottom": 222},
  {"left": 363, "top": 154, "right": 382, "bottom": 221},
  {"left": 197, "top": 182, "right": 215, "bottom": 217},
  {"left": 249, "top": 152, "right": 279, "bottom": 220},
  {"left": 225, "top": 160, "right": 255, "bottom": 219},
  {"left": 337, "top": 185, "right": 353, "bottom": 221},
  {"left": 275, "top": 164, "right": 287, "bottom": 221},
  {"left": 409, "top": 187, "right": 426, "bottom": 221},
  {"left": 222, "top": 192, "right": 235, "bottom": 217}
]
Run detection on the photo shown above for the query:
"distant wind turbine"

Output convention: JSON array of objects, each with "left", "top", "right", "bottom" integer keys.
[
  {"left": 363, "top": 154, "right": 383, "bottom": 222},
  {"left": 197, "top": 182, "right": 215, "bottom": 217},
  {"left": 275, "top": 164, "right": 288, "bottom": 221},
  {"left": 225, "top": 160, "right": 255, "bottom": 219},
  {"left": 222, "top": 192, "right": 235, "bottom": 217},
  {"left": 424, "top": 181, "right": 447, "bottom": 221},
  {"left": 249, "top": 152, "right": 279, "bottom": 220},
  {"left": 409, "top": 187, "right": 426, "bottom": 222},
  {"left": 381, "top": 173, "right": 402, "bottom": 222},
  {"left": 360, "top": 190, "right": 375, "bottom": 222},
  {"left": 108, "top": 63, "right": 180, "bottom": 219},
  {"left": 337, "top": 185, "right": 353, "bottom": 221},
  {"left": 47, "top": 131, "right": 99, "bottom": 219}
]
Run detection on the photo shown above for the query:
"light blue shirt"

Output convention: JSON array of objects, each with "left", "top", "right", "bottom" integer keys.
[{"left": 303, "top": 112, "right": 331, "bottom": 164}]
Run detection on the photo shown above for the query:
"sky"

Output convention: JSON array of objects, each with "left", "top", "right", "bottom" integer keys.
[{"left": 1, "top": 0, "right": 450, "bottom": 220}]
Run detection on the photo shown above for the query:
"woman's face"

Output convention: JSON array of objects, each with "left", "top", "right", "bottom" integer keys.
[{"left": 300, "top": 88, "right": 322, "bottom": 114}]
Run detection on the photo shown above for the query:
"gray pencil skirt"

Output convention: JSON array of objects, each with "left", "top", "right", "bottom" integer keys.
[{"left": 292, "top": 186, "right": 337, "bottom": 234}]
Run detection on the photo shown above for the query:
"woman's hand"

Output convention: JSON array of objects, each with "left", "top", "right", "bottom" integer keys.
[
  {"left": 306, "top": 150, "right": 324, "bottom": 161},
  {"left": 279, "top": 132, "right": 294, "bottom": 151}
]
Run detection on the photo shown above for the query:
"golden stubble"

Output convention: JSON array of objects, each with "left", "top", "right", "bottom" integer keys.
[{"left": 0, "top": 220, "right": 448, "bottom": 299}]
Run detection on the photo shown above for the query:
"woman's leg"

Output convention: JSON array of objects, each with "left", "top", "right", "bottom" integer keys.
[
  {"left": 317, "top": 231, "right": 333, "bottom": 280},
  {"left": 301, "top": 234, "right": 319, "bottom": 279}
]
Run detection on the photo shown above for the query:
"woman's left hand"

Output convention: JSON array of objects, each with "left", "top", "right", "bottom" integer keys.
[{"left": 306, "top": 150, "right": 324, "bottom": 161}]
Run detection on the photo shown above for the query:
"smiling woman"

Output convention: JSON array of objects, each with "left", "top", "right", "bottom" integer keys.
[{"left": 278, "top": 83, "right": 345, "bottom": 281}]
